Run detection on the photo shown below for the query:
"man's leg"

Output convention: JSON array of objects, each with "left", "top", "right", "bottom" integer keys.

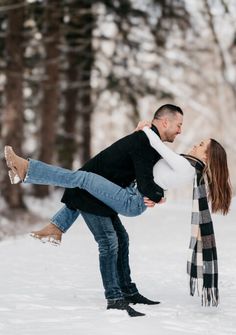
[
  {"left": 80, "top": 211, "right": 122, "bottom": 300},
  {"left": 112, "top": 215, "right": 138, "bottom": 296},
  {"left": 113, "top": 215, "right": 161, "bottom": 305},
  {"left": 31, "top": 205, "right": 80, "bottom": 244},
  {"left": 80, "top": 211, "right": 145, "bottom": 317}
]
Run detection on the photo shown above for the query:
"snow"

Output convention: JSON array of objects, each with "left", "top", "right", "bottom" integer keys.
[{"left": 0, "top": 195, "right": 236, "bottom": 335}]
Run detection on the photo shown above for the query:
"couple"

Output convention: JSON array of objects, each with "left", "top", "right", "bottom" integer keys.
[{"left": 5, "top": 104, "right": 231, "bottom": 316}]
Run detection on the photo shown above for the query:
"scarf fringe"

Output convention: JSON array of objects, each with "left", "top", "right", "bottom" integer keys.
[
  {"left": 190, "top": 277, "right": 198, "bottom": 297},
  {"left": 190, "top": 278, "right": 219, "bottom": 307},
  {"left": 202, "top": 287, "right": 219, "bottom": 307}
]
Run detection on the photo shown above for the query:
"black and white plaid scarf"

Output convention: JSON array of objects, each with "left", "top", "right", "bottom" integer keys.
[{"left": 185, "top": 155, "right": 219, "bottom": 307}]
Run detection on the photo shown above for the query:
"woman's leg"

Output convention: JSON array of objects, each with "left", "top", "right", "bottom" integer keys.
[
  {"left": 31, "top": 205, "right": 80, "bottom": 244},
  {"left": 24, "top": 159, "right": 146, "bottom": 217},
  {"left": 50, "top": 205, "right": 80, "bottom": 233}
]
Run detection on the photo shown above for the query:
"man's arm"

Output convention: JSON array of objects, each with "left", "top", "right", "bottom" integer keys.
[{"left": 130, "top": 131, "right": 164, "bottom": 203}]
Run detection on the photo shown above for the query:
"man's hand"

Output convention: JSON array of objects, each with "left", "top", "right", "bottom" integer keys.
[
  {"left": 134, "top": 120, "right": 152, "bottom": 131},
  {"left": 144, "top": 197, "right": 166, "bottom": 208}
]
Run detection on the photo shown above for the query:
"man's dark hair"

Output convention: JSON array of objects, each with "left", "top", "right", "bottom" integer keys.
[{"left": 153, "top": 104, "right": 183, "bottom": 120}]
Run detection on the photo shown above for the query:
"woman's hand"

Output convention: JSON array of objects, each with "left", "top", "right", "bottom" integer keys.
[
  {"left": 134, "top": 120, "right": 152, "bottom": 131},
  {"left": 158, "top": 197, "right": 166, "bottom": 205},
  {"left": 143, "top": 197, "right": 156, "bottom": 207}
]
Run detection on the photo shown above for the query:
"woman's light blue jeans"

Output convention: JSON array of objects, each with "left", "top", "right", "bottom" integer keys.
[{"left": 24, "top": 159, "right": 146, "bottom": 232}]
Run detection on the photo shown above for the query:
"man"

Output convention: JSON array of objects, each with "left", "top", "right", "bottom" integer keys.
[{"left": 31, "top": 104, "right": 183, "bottom": 317}]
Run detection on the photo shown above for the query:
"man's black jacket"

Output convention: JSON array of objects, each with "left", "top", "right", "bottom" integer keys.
[{"left": 61, "top": 125, "right": 164, "bottom": 216}]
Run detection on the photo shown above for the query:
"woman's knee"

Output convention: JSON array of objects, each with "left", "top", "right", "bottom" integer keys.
[{"left": 71, "top": 170, "right": 88, "bottom": 188}]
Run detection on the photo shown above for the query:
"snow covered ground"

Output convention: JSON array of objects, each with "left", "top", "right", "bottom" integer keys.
[{"left": 0, "top": 193, "right": 236, "bottom": 335}]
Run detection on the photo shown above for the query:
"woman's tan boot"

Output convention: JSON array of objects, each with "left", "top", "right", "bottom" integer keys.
[{"left": 30, "top": 223, "right": 62, "bottom": 246}]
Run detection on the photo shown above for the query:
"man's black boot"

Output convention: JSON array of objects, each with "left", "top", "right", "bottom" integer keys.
[
  {"left": 107, "top": 299, "right": 145, "bottom": 317},
  {"left": 125, "top": 293, "right": 160, "bottom": 305}
]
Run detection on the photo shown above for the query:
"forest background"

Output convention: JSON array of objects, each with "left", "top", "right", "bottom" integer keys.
[{"left": 0, "top": 0, "right": 236, "bottom": 236}]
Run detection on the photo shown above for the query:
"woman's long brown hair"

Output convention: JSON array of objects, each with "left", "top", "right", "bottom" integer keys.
[{"left": 204, "top": 139, "right": 232, "bottom": 215}]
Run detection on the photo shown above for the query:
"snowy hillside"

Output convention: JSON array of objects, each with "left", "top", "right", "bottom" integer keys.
[{"left": 0, "top": 194, "right": 236, "bottom": 335}]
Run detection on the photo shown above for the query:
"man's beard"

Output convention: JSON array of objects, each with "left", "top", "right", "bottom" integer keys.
[{"left": 166, "top": 135, "right": 175, "bottom": 143}]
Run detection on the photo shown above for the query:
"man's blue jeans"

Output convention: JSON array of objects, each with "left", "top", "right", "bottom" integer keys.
[
  {"left": 50, "top": 206, "right": 138, "bottom": 299},
  {"left": 81, "top": 211, "right": 138, "bottom": 299}
]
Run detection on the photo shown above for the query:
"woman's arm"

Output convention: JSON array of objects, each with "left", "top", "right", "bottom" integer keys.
[{"left": 142, "top": 126, "right": 193, "bottom": 173}]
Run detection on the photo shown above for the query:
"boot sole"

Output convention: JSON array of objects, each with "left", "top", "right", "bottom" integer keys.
[
  {"left": 4, "top": 146, "right": 14, "bottom": 169},
  {"left": 4, "top": 146, "right": 24, "bottom": 182},
  {"left": 8, "top": 170, "right": 21, "bottom": 184},
  {"left": 29, "top": 233, "right": 61, "bottom": 246}
]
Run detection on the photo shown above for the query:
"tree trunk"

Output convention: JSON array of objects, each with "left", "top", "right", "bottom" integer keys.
[
  {"left": 77, "top": 2, "right": 94, "bottom": 164},
  {"left": 58, "top": 1, "right": 94, "bottom": 168},
  {"left": 1, "top": 0, "right": 25, "bottom": 209},
  {"left": 58, "top": 46, "right": 79, "bottom": 169},
  {"left": 35, "top": 0, "right": 60, "bottom": 197}
]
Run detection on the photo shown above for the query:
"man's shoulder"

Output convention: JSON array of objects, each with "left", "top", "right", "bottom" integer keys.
[
  {"left": 120, "top": 130, "right": 160, "bottom": 159},
  {"left": 116, "top": 130, "right": 150, "bottom": 145}
]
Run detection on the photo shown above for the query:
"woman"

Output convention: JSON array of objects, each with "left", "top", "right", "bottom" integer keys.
[{"left": 4, "top": 125, "right": 232, "bottom": 241}]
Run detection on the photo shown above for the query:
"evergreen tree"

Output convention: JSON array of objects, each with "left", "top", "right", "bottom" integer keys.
[{"left": 2, "top": 0, "right": 25, "bottom": 208}]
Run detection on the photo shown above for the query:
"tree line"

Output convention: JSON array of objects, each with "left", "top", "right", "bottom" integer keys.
[{"left": 0, "top": 0, "right": 235, "bottom": 213}]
